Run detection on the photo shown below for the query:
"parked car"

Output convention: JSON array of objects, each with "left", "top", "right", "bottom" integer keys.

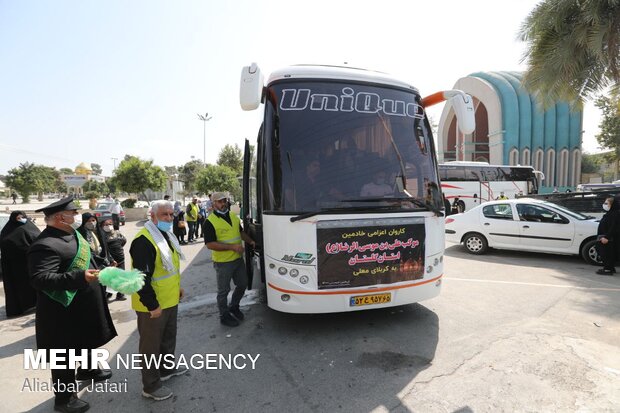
[
  {"left": 93, "top": 201, "right": 125, "bottom": 225},
  {"left": 0, "top": 213, "right": 10, "bottom": 278},
  {"left": 445, "top": 198, "right": 601, "bottom": 264}
]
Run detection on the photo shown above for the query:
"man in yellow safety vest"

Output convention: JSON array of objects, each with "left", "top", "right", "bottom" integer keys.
[
  {"left": 204, "top": 192, "right": 255, "bottom": 327},
  {"left": 130, "top": 200, "right": 187, "bottom": 401}
]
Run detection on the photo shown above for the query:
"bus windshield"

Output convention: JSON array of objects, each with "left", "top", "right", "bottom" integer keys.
[{"left": 262, "top": 81, "right": 441, "bottom": 213}]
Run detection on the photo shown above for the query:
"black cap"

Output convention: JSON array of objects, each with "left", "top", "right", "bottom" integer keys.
[{"left": 35, "top": 196, "right": 79, "bottom": 216}]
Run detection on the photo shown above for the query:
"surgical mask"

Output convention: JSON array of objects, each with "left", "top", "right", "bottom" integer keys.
[
  {"left": 156, "top": 221, "right": 173, "bottom": 232},
  {"left": 18, "top": 218, "right": 27, "bottom": 224},
  {"left": 603, "top": 203, "right": 611, "bottom": 211},
  {"left": 85, "top": 222, "right": 97, "bottom": 231},
  {"left": 216, "top": 208, "right": 229, "bottom": 215},
  {"left": 65, "top": 214, "right": 82, "bottom": 229},
  {"left": 103, "top": 225, "right": 113, "bottom": 233}
]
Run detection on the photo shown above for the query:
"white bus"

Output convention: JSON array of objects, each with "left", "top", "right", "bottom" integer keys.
[
  {"left": 439, "top": 162, "right": 543, "bottom": 212},
  {"left": 239, "top": 63, "right": 475, "bottom": 313}
]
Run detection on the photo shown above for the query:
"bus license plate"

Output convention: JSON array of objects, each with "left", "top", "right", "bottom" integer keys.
[{"left": 349, "top": 293, "right": 392, "bottom": 307}]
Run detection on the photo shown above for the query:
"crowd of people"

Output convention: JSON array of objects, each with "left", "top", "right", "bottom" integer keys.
[{"left": 0, "top": 189, "right": 255, "bottom": 411}]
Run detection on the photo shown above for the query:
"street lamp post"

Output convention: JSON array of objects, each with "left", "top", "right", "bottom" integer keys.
[
  {"left": 111, "top": 157, "right": 118, "bottom": 170},
  {"left": 197, "top": 112, "right": 212, "bottom": 164}
]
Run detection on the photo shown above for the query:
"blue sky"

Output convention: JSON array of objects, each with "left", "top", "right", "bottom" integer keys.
[{"left": 0, "top": 0, "right": 602, "bottom": 176}]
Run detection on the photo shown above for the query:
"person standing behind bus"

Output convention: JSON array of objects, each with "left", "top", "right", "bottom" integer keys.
[
  {"left": 595, "top": 197, "right": 620, "bottom": 275},
  {"left": 496, "top": 191, "right": 508, "bottom": 200},
  {"left": 204, "top": 192, "right": 255, "bottom": 327}
]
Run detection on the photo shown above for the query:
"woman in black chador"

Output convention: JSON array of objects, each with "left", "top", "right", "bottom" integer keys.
[
  {"left": 0, "top": 211, "right": 40, "bottom": 316},
  {"left": 595, "top": 196, "right": 620, "bottom": 275}
]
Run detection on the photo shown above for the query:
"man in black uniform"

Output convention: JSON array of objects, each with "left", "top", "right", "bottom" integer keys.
[{"left": 28, "top": 196, "right": 117, "bottom": 413}]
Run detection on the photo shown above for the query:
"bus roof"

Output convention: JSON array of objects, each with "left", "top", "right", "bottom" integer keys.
[{"left": 266, "top": 65, "right": 420, "bottom": 93}]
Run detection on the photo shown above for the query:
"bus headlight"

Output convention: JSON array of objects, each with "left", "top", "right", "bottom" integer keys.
[
  {"left": 278, "top": 267, "right": 288, "bottom": 275},
  {"left": 281, "top": 294, "right": 290, "bottom": 302},
  {"left": 269, "top": 263, "right": 276, "bottom": 269},
  {"left": 299, "top": 275, "right": 309, "bottom": 284},
  {"left": 434, "top": 258, "right": 439, "bottom": 266},
  {"left": 439, "top": 255, "right": 443, "bottom": 263},
  {"left": 290, "top": 269, "right": 299, "bottom": 277},
  {"left": 426, "top": 265, "right": 433, "bottom": 273}
]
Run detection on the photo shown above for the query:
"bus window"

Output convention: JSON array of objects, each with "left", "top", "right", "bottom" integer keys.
[
  {"left": 464, "top": 167, "right": 481, "bottom": 181},
  {"left": 443, "top": 167, "right": 465, "bottom": 181},
  {"left": 482, "top": 167, "right": 498, "bottom": 181}
]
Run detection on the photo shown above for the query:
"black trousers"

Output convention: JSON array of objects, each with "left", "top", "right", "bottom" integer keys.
[
  {"left": 112, "top": 213, "right": 120, "bottom": 230},
  {"left": 50, "top": 349, "right": 98, "bottom": 404},
  {"left": 187, "top": 221, "right": 196, "bottom": 241},
  {"left": 597, "top": 240, "right": 617, "bottom": 271}
]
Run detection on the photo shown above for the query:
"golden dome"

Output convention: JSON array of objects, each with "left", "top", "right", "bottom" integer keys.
[{"left": 75, "top": 162, "right": 93, "bottom": 175}]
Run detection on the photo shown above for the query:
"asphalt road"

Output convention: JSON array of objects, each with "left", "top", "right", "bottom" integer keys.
[{"left": 0, "top": 220, "right": 619, "bottom": 412}]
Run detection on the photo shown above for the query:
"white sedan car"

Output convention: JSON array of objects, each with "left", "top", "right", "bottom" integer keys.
[{"left": 445, "top": 198, "right": 601, "bottom": 264}]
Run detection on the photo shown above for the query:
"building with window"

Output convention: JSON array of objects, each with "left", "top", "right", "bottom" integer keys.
[{"left": 438, "top": 71, "right": 583, "bottom": 191}]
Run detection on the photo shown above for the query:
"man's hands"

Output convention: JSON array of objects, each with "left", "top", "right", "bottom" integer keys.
[
  {"left": 231, "top": 244, "right": 244, "bottom": 254},
  {"left": 149, "top": 307, "right": 162, "bottom": 318},
  {"left": 84, "top": 269, "right": 99, "bottom": 283},
  {"left": 600, "top": 237, "right": 609, "bottom": 245},
  {"left": 179, "top": 288, "right": 185, "bottom": 300}
]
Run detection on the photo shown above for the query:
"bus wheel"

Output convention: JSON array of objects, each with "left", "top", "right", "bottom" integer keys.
[
  {"left": 463, "top": 233, "right": 488, "bottom": 255},
  {"left": 580, "top": 239, "right": 602, "bottom": 266}
]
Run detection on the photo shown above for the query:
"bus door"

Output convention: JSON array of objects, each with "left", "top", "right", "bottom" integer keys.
[
  {"left": 479, "top": 181, "right": 492, "bottom": 203},
  {"left": 242, "top": 138, "right": 263, "bottom": 288}
]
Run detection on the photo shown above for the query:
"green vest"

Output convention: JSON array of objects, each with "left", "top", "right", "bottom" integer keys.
[
  {"left": 207, "top": 212, "right": 242, "bottom": 263},
  {"left": 186, "top": 203, "right": 199, "bottom": 222},
  {"left": 131, "top": 228, "right": 181, "bottom": 312}
]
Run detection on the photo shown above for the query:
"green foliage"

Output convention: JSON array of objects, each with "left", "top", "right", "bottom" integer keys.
[
  {"left": 113, "top": 155, "right": 167, "bottom": 196},
  {"left": 178, "top": 160, "right": 205, "bottom": 193},
  {"left": 217, "top": 144, "right": 243, "bottom": 176},
  {"left": 595, "top": 94, "right": 620, "bottom": 159},
  {"left": 90, "top": 163, "right": 103, "bottom": 175},
  {"left": 59, "top": 167, "right": 74, "bottom": 175},
  {"left": 84, "top": 191, "right": 100, "bottom": 200},
  {"left": 121, "top": 198, "right": 137, "bottom": 208},
  {"left": 581, "top": 153, "right": 602, "bottom": 174},
  {"left": 5, "top": 163, "right": 62, "bottom": 203},
  {"left": 195, "top": 164, "right": 240, "bottom": 200},
  {"left": 82, "top": 179, "right": 109, "bottom": 198},
  {"left": 519, "top": 0, "right": 620, "bottom": 105}
]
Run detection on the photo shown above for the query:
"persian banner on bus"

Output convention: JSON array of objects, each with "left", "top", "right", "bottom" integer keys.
[{"left": 317, "top": 217, "right": 425, "bottom": 289}]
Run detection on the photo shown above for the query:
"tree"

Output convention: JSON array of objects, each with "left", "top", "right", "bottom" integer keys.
[
  {"left": 90, "top": 163, "right": 103, "bottom": 175},
  {"left": 519, "top": 0, "right": 620, "bottom": 105},
  {"left": 113, "top": 155, "right": 167, "bottom": 198},
  {"left": 217, "top": 144, "right": 243, "bottom": 175},
  {"left": 59, "top": 167, "right": 74, "bottom": 175},
  {"left": 5, "top": 163, "right": 62, "bottom": 202},
  {"left": 82, "top": 179, "right": 109, "bottom": 198},
  {"left": 595, "top": 93, "right": 620, "bottom": 179},
  {"left": 195, "top": 165, "right": 240, "bottom": 200},
  {"left": 581, "top": 153, "right": 602, "bottom": 174},
  {"left": 178, "top": 160, "right": 205, "bottom": 194}
]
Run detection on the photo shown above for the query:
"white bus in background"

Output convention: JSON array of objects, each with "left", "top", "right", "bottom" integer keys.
[
  {"left": 439, "top": 161, "right": 544, "bottom": 212},
  {"left": 239, "top": 63, "right": 475, "bottom": 313}
]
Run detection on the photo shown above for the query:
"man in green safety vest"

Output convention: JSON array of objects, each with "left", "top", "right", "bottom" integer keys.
[
  {"left": 185, "top": 197, "right": 199, "bottom": 243},
  {"left": 130, "top": 200, "right": 187, "bottom": 401},
  {"left": 204, "top": 191, "right": 255, "bottom": 327}
]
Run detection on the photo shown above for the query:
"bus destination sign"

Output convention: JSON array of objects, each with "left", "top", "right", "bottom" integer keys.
[{"left": 316, "top": 218, "right": 425, "bottom": 289}]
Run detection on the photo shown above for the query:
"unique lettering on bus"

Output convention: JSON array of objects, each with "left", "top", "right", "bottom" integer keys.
[{"left": 280, "top": 87, "right": 425, "bottom": 119}]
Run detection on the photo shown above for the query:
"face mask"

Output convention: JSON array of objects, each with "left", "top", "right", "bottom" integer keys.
[
  {"left": 216, "top": 208, "right": 229, "bottom": 215},
  {"left": 156, "top": 221, "right": 173, "bottom": 232},
  {"left": 603, "top": 204, "right": 611, "bottom": 211},
  {"left": 65, "top": 214, "right": 82, "bottom": 229},
  {"left": 85, "top": 222, "right": 97, "bottom": 231},
  {"left": 18, "top": 218, "right": 27, "bottom": 224},
  {"left": 103, "top": 225, "right": 113, "bottom": 233}
]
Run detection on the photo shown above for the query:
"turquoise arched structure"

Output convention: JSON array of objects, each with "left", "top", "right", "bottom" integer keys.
[{"left": 456, "top": 71, "right": 584, "bottom": 190}]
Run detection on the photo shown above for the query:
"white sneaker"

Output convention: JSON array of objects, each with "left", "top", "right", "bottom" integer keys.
[
  {"left": 160, "top": 366, "right": 189, "bottom": 382},
  {"left": 142, "top": 385, "right": 173, "bottom": 401}
]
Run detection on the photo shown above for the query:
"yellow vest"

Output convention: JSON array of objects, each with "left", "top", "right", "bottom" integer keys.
[
  {"left": 131, "top": 228, "right": 181, "bottom": 312},
  {"left": 186, "top": 203, "right": 199, "bottom": 222},
  {"left": 207, "top": 212, "right": 242, "bottom": 263}
]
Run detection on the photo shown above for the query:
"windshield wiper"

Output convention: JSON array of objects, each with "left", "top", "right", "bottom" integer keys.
[
  {"left": 342, "top": 197, "right": 444, "bottom": 217},
  {"left": 290, "top": 205, "right": 402, "bottom": 222}
]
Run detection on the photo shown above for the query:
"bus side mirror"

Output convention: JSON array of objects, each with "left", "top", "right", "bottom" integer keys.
[
  {"left": 447, "top": 91, "right": 475, "bottom": 134},
  {"left": 240, "top": 63, "right": 264, "bottom": 111}
]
